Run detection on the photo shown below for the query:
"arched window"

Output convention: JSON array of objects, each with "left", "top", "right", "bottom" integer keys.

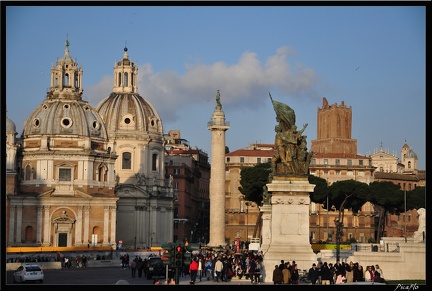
[
  {"left": 122, "top": 152, "right": 131, "bottom": 169},
  {"left": 118, "top": 72, "right": 122, "bottom": 86},
  {"left": 64, "top": 73, "right": 69, "bottom": 86},
  {"left": 124, "top": 72, "right": 128, "bottom": 87}
]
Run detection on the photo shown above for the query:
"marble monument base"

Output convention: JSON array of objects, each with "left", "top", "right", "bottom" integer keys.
[{"left": 260, "top": 176, "right": 317, "bottom": 283}]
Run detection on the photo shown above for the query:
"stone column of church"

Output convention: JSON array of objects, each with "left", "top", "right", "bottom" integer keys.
[
  {"left": 83, "top": 206, "right": 90, "bottom": 245},
  {"left": 16, "top": 206, "right": 22, "bottom": 244},
  {"left": 103, "top": 206, "right": 109, "bottom": 245},
  {"left": 36, "top": 206, "right": 43, "bottom": 243},
  {"left": 43, "top": 206, "right": 50, "bottom": 246},
  {"left": 75, "top": 206, "right": 83, "bottom": 246},
  {"left": 110, "top": 206, "right": 116, "bottom": 246},
  {"left": 8, "top": 206, "right": 15, "bottom": 245},
  {"left": 207, "top": 91, "right": 230, "bottom": 248}
]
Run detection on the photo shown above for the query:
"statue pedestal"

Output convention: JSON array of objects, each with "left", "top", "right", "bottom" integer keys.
[{"left": 261, "top": 176, "right": 317, "bottom": 283}]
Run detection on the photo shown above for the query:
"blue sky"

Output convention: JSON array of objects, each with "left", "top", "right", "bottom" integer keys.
[{"left": 5, "top": 4, "right": 426, "bottom": 170}]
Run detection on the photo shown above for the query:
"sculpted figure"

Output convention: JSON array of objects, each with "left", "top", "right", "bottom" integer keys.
[{"left": 269, "top": 92, "right": 311, "bottom": 176}]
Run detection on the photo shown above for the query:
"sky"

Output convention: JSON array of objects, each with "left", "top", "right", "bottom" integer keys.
[{"left": 4, "top": 4, "right": 427, "bottom": 170}]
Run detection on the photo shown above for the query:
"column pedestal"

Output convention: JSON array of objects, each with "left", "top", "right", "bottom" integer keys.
[{"left": 261, "top": 176, "right": 317, "bottom": 283}]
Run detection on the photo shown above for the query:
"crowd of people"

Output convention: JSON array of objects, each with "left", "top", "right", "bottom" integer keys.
[{"left": 305, "top": 259, "right": 385, "bottom": 285}]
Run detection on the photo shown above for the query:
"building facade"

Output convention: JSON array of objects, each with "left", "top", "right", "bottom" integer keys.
[
  {"left": 164, "top": 130, "right": 211, "bottom": 244},
  {"left": 5, "top": 41, "right": 175, "bottom": 250}
]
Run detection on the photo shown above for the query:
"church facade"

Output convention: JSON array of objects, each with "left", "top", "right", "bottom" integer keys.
[{"left": 6, "top": 40, "right": 175, "bottom": 249}]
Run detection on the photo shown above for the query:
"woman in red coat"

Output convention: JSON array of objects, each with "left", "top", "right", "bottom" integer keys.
[{"left": 189, "top": 257, "right": 199, "bottom": 284}]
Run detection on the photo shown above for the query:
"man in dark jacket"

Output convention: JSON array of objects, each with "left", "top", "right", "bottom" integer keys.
[
  {"left": 272, "top": 264, "right": 284, "bottom": 284},
  {"left": 308, "top": 263, "right": 319, "bottom": 284},
  {"left": 320, "top": 262, "right": 332, "bottom": 285}
]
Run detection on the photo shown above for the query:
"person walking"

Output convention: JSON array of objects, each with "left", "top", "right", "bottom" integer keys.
[
  {"left": 248, "top": 257, "right": 257, "bottom": 284},
  {"left": 130, "top": 258, "right": 137, "bottom": 278},
  {"left": 253, "top": 259, "right": 262, "bottom": 284},
  {"left": 282, "top": 262, "right": 291, "bottom": 284},
  {"left": 272, "top": 264, "right": 284, "bottom": 284},
  {"left": 214, "top": 256, "right": 224, "bottom": 283},
  {"left": 320, "top": 262, "right": 332, "bottom": 285},
  {"left": 308, "top": 263, "right": 319, "bottom": 285},
  {"left": 189, "top": 257, "right": 199, "bottom": 284},
  {"left": 291, "top": 264, "right": 300, "bottom": 284},
  {"left": 81, "top": 255, "right": 87, "bottom": 268},
  {"left": 197, "top": 256, "right": 203, "bottom": 282}
]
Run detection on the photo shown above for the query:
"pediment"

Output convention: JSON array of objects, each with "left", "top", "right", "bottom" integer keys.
[{"left": 116, "top": 185, "right": 150, "bottom": 198}]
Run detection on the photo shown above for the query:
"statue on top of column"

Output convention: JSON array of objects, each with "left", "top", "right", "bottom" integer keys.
[
  {"left": 215, "top": 89, "right": 222, "bottom": 110},
  {"left": 269, "top": 92, "right": 313, "bottom": 177}
]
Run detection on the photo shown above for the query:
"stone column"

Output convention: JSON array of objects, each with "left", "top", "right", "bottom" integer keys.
[
  {"left": 207, "top": 90, "right": 230, "bottom": 248},
  {"left": 261, "top": 176, "right": 317, "bottom": 283}
]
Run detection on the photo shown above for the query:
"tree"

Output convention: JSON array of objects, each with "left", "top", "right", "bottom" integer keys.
[
  {"left": 308, "top": 175, "right": 331, "bottom": 207},
  {"left": 406, "top": 186, "right": 426, "bottom": 211},
  {"left": 238, "top": 162, "right": 271, "bottom": 206},
  {"left": 238, "top": 162, "right": 271, "bottom": 238},
  {"left": 369, "top": 181, "right": 404, "bottom": 242},
  {"left": 328, "top": 180, "right": 371, "bottom": 237}
]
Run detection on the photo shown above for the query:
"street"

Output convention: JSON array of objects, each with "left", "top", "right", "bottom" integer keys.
[{"left": 5, "top": 266, "right": 276, "bottom": 285}]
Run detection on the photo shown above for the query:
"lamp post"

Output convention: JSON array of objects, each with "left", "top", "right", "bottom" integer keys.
[
  {"left": 326, "top": 195, "right": 329, "bottom": 242},
  {"left": 334, "top": 217, "right": 343, "bottom": 262}
]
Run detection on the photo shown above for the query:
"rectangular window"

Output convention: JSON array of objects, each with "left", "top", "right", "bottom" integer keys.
[
  {"left": 324, "top": 159, "right": 328, "bottom": 165},
  {"left": 122, "top": 152, "right": 131, "bottom": 169},
  {"left": 152, "top": 154, "right": 157, "bottom": 171},
  {"left": 311, "top": 159, "right": 316, "bottom": 165},
  {"left": 347, "top": 159, "right": 352, "bottom": 166},
  {"left": 240, "top": 157, "right": 244, "bottom": 163},
  {"left": 59, "top": 168, "right": 72, "bottom": 181},
  {"left": 267, "top": 158, "right": 271, "bottom": 163},
  {"left": 359, "top": 160, "right": 363, "bottom": 166},
  {"left": 227, "top": 157, "right": 230, "bottom": 163},
  {"left": 257, "top": 158, "right": 261, "bottom": 163},
  {"left": 335, "top": 159, "right": 340, "bottom": 165}
]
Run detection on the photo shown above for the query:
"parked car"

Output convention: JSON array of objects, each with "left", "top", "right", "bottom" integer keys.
[
  {"left": 145, "top": 257, "right": 166, "bottom": 279},
  {"left": 13, "top": 264, "right": 44, "bottom": 283}
]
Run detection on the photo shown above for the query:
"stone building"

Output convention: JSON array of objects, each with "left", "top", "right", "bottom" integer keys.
[
  {"left": 164, "top": 130, "right": 211, "bottom": 244},
  {"left": 5, "top": 41, "right": 175, "bottom": 250}
]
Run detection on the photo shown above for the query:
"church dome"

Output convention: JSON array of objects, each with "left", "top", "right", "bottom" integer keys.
[
  {"left": 96, "top": 93, "right": 163, "bottom": 138},
  {"left": 22, "top": 40, "right": 108, "bottom": 140},
  {"left": 22, "top": 99, "right": 108, "bottom": 139},
  {"left": 6, "top": 115, "right": 16, "bottom": 134},
  {"left": 95, "top": 47, "right": 163, "bottom": 140}
]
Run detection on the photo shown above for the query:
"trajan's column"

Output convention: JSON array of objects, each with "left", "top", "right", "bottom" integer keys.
[
  {"left": 261, "top": 93, "right": 317, "bottom": 282},
  {"left": 207, "top": 90, "right": 230, "bottom": 248}
]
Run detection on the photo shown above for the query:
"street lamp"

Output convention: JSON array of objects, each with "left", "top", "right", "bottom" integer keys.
[{"left": 334, "top": 217, "right": 343, "bottom": 262}]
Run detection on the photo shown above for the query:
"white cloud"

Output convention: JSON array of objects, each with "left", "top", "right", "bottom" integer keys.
[{"left": 84, "top": 46, "right": 322, "bottom": 124}]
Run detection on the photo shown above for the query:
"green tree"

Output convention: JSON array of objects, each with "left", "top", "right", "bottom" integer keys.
[
  {"left": 369, "top": 181, "right": 404, "bottom": 242},
  {"left": 329, "top": 180, "right": 370, "bottom": 229},
  {"left": 238, "top": 162, "right": 271, "bottom": 206},
  {"left": 405, "top": 186, "right": 426, "bottom": 211},
  {"left": 308, "top": 175, "right": 331, "bottom": 207},
  {"left": 238, "top": 162, "right": 271, "bottom": 238}
]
